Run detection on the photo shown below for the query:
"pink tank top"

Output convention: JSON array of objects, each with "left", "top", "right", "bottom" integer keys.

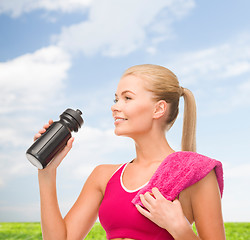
[{"left": 98, "top": 163, "right": 174, "bottom": 240}]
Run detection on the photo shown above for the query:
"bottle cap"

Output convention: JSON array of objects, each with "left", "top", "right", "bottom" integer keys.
[{"left": 61, "top": 108, "right": 84, "bottom": 132}]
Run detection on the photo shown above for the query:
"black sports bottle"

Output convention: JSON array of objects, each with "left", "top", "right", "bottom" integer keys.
[{"left": 26, "top": 108, "right": 84, "bottom": 169}]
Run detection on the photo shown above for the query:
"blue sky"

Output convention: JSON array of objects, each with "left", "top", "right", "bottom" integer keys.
[{"left": 0, "top": 0, "right": 249, "bottom": 222}]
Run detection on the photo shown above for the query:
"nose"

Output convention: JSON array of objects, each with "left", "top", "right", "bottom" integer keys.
[
  {"left": 111, "top": 102, "right": 117, "bottom": 113},
  {"left": 111, "top": 100, "right": 120, "bottom": 113}
]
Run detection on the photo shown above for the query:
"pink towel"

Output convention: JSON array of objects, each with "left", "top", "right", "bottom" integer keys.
[{"left": 131, "top": 151, "right": 224, "bottom": 206}]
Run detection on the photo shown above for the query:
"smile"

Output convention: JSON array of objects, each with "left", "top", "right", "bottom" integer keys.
[{"left": 114, "top": 117, "right": 128, "bottom": 123}]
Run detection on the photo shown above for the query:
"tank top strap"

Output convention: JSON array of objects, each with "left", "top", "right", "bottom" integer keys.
[{"left": 107, "top": 163, "right": 127, "bottom": 184}]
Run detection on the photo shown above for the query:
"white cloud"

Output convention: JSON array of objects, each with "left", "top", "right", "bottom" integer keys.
[
  {"left": 54, "top": 0, "right": 195, "bottom": 57},
  {"left": 0, "top": 178, "right": 4, "bottom": 188},
  {"left": 0, "top": 45, "right": 71, "bottom": 114},
  {"left": 230, "top": 79, "right": 250, "bottom": 107},
  {"left": 222, "top": 189, "right": 250, "bottom": 222},
  {"left": 0, "top": 128, "right": 26, "bottom": 147},
  {"left": 0, "top": 149, "right": 31, "bottom": 190},
  {"left": 167, "top": 33, "right": 250, "bottom": 85},
  {"left": 222, "top": 164, "right": 250, "bottom": 221},
  {"left": 0, "top": 0, "right": 92, "bottom": 17},
  {"left": 0, "top": 202, "right": 41, "bottom": 222},
  {"left": 195, "top": 77, "right": 250, "bottom": 116},
  {"left": 224, "top": 162, "right": 250, "bottom": 179},
  {"left": 165, "top": 32, "right": 250, "bottom": 115},
  {"left": 0, "top": 45, "right": 72, "bottom": 189},
  {"left": 0, "top": 0, "right": 195, "bottom": 56}
]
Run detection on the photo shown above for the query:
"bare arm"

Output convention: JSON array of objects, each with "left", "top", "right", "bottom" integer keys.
[
  {"left": 35, "top": 121, "right": 108, "bottom": 240},
  {"left": 63, "top": 165, "right": 106, "bottom": 239},
  {"left": 38, "top": 148, "right": 108, "bottom": 239},
  {"left": 36, "top": 120, "right": 70, "bottom": 240},
  {"left": 38, "top": 167, "right": 67, "bottom": 240},
  {"left": 190, "top": 170, "right": 226, "bottom": 240}
]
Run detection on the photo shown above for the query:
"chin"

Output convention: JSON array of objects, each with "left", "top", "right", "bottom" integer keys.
[
  {"left": 114, "top": 129, "right": 131, "bottom": 138},
  {"left": 114, "top": 131, "right": 126, "bottom": 137}
]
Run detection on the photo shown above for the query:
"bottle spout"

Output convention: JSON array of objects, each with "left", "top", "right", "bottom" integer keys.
[{"left": 76, "top": 109, "right": 82, "bottom": 115}]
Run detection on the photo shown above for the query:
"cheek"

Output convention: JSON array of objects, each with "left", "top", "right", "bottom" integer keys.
[
  {"left": 114, "top": 104, "right": 154, "bottom": 137},
  {"left": 129, "top": 104, "right": 154, "bottom": 126}
]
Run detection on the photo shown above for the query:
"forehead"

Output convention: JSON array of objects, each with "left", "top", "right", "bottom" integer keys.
[{"left": 116, "top": 74, "right": 146, "bottom": 94}]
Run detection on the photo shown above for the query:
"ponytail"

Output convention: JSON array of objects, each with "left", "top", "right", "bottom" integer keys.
[{"left": 181, "top": 88, "right": 197, "bottom": 152}]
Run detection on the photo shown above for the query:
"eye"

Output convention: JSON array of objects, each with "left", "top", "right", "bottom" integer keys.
[
  {"left": 113, "top": 98, "right": 118, "bottom": 103},
  {"left": 125, "top": 96, "right": 132, "bottom": 101}
]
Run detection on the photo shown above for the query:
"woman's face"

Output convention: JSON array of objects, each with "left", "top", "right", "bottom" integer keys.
[{"left": 111, "top": 74, "right": 157, "bottom": 138}]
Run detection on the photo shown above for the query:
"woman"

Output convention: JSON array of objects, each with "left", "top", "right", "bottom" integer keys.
[{"left": 35, "top": 64, "right": 225, "bottom": 239}]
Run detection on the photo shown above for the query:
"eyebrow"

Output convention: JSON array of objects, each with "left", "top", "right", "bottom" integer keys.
[{"left": 115, "top": 90, "right": 136, "bottom": 97}]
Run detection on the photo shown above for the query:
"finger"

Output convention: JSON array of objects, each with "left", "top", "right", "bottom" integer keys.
[
  {"left": 43, "top": 119, "right": 53, "bottom": 129},
  {"left": 152, "top": 187, "right": 165, "bottom": 199},
  {"left": 56, "top": 137, "right": 74, "bottom": 159},
  {"left": 135, "top": 204, "right": 152, "bottom": 219},
  {"left": 62, "top": 137, "right": 74, "bottom": 155},
  {"left": 67, "top": 137, "right": 74, "bottom": 147},
  {"left": 39, "top": 128, "right": 46, "bottom": 134},
  {"left": 143, "top": 191, "right": 156, "bottom": 204},
  {"left": 34, "top": 133, "right": 41, "bottom": 141},
  {"left": 45, "top": 137, "right": 74, "bottom": 169},
  {"left": 139, "top": 194, "right": 153, "bottom": 211},
  {"left": 43, "top": 123, "right": 50, "bottom": 129},
  {"left": 172, "top": 198, "right": 181, "bottom": 206}
]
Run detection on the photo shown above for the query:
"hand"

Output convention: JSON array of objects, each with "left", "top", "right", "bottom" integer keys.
[
  {"left": 34, "top": 119, "right": 54, "bottom": 141},
  {"left": 34, "top": 120, "right": 74, "bottom": 172},
  {"left": 136, "top": 187, "right": 189, "bottom": 236}
]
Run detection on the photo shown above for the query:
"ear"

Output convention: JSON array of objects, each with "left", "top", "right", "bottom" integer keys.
[{"left": 153, "top": 100, "right": 168, "bottom": 119}]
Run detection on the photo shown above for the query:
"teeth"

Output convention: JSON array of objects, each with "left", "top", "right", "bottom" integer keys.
[{"left": 115, "top": 118, "right": 126, "bottom": 121}]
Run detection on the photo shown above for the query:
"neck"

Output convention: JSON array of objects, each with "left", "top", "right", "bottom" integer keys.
[{"left": 132, "top": 130, "right": 175, "bottom": 165}]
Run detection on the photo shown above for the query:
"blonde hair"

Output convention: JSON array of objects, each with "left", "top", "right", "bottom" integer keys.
[{"left": 122, "top": 64, "right": 197, "bottom": 152}]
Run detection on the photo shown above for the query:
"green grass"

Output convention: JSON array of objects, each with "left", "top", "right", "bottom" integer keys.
[
  {"left": 0, "top": 222, "right": 249, "bottom": 239},
  {"left": 0, "top": 222, "right": 42, "bottom": 240},
  {"left": 224, "top": 222, "right": 250, "bottom": 240}
]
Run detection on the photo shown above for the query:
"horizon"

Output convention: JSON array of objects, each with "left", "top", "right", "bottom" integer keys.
[{"left": 0, "top": 0, "right": 250, "bottom": 222}]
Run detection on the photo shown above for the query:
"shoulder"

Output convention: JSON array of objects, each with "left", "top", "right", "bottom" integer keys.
[
  {"left": 92, "top": 163, "right": 123, "bottom": 176},
  {"left": 91, "top": 163, "right": 123, "bottom": 179},
  {"left": 171, "top": 151, "right": 223, "bottom": 181},
  {"left": 90, "top": 163, "right": 123, "bottom": 195},
  {"left": 165, "top": 151, "right": 224, "bottom": 197},
  {"left": 178, "top": 151, "right": 224, "bottom": 195},
  {"left": 188, "top": 169, "right": 222, "bottom": 218},
  {"left": 189, "top": 169, "right": 219, "bottom": 196}
]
